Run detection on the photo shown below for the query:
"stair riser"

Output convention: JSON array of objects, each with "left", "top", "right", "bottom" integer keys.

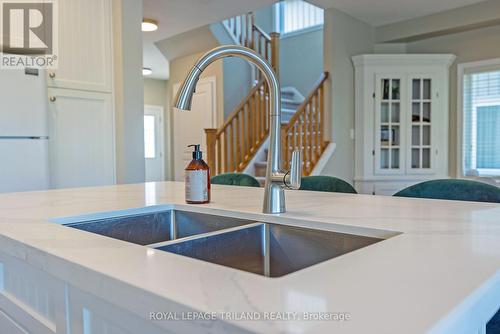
[
  {"left": 254, "top": 164, "right": 267, "bottom": 177},
  {"left": 282, "top": 101, "right": 301, "bottom": 110}
]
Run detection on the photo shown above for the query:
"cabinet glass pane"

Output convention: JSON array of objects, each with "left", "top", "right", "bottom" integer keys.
[
  {"left": 423, "top": 102, "right": 431, "bottom": 122},
  {"left": 381, "top": 149, "right": 389, "bottom": 169},
  {"left": 381, "top": 103, "right": 389, "bottom": 123},
  {"left": 382, "top": 79, "right": 390, "bottom": 100},
  {"left": 412, "top": 149, "right": 420, "bottom": 168},
  {"left": 392, "top": 126, "right": 400, "bottom": 146},
  {"left": 412, "top": 79, "right": 420, "bottom": 100},
  {"left": 381, "top": 126, "right": 389, "bottom": 146},
  {"left": 391, "top": 102, "right": 400, "bottom": 123},
  {"left": 412, "top": 126, "right": 420, "bottom": 146},
  {"left": 423, "top": 79, "right": 431, "bottom": 100},
  {"left": 391, "top": 149, "right": 399, "bottom": 168},
  {"left": 412, "top": 103, "right": 420, "bottom": 122},
  {"left": 423, "top": 126, "right": 431, "bottom": 146},
  {"left": 422, "top": 148, "right": 431, "bottom": 168},
  {"left": 392, "top": 79, "right": 400, "bottom": 100}
]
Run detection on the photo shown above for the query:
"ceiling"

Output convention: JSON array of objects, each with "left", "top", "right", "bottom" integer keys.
[
  {"left": 308, "top": 0, "right": 490, "bottom": 26},
  {"left": 143, "top": 0, "right": 276, "bottom": 42},
  {"left": 142, "top": 0, "right": 491, "bottom": 79},
  {"left": 142, "top": 0, "right": 277, "bottom": 80},
  {"left": 143, "top": 42, "right": 169, "bottom": 80}
]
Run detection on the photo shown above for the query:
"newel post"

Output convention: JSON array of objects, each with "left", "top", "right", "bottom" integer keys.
[
  {"left": 270, "top": 32, "right": 280, "bottom": 76},
  {"left": 247, "top": 12, "right": 254, "bottom": 49},
  {"left": 280, "top": 123, "right": 288, "bottom": 170},
  {"left": 205, "top": 129, "right": 217, "bottom": 175}
]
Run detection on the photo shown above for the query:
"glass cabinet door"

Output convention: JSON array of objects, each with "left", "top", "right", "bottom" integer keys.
[
  {"left": 375, "top": 77, "right": 403, "bottom": 174},
  {"left": 409, "top": 77, "right": 433, "bottom": 172}
]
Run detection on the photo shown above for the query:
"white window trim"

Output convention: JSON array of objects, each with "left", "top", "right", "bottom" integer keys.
[
  {"left": 279, "top": 24, "right": 323, "bottom": 39},
  {"left": 471, "top": 100, "right": 500, "bottom": 175},
  {"left": 456, "top": 57, "right": 500, "bottom": 179},
  {"left": 144, "top": 104, "right": 165, "bottom": 180}
]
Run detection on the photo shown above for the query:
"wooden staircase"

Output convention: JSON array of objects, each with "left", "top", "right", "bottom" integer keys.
[{"left": 205, "top": 13, "right": 329, "bottom": 179}]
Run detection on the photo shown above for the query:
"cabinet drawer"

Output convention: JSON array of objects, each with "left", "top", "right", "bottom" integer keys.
[{"left": 47, "top": 0, "right": 112, "bottom": 92}]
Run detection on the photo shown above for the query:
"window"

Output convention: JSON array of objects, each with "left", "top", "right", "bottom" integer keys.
[
  {"left": 462, "top": 65, "right": 500, "bottom": 177},
  {"left": 274, "top": 0, "right": 324, "bottom": 35},
  {"left": 144, "top": 115, "right": 156, "bottom": 159}
]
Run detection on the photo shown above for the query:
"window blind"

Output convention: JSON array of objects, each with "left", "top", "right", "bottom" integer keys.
[
  {"left": 276, "top": 0, "right": 324, "bottom": 34},
  {"left": 463, "top": 69, "right": 500, "bottom": 176}
]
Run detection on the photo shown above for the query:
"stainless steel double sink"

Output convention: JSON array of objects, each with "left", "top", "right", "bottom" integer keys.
[{"left": 63, "top": 209, "right": 383, "bottom": 277}]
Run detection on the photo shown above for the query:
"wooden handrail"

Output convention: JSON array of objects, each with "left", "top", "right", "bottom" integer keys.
[
  {"left": 205, "top": 80, "right": 269, "bottom": 174},
  {"left": 252, "top": 24, "right": 271, "bottom": 42},
  {"left": 281, "top": 72, "right": 329, "bottom": 175},
  {"left": 282, "top": 72, "right": 329, "bottom": 132},
  {"left": 205, "top": 14, "right": 281, "bottom": 175},
  {"left": 217, "top": 79, "right": 265, "bottom": 135}
]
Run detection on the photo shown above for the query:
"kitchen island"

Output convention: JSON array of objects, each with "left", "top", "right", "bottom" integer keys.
[{"left": 0, "top": 181, "right": 498, "bottom": 333}]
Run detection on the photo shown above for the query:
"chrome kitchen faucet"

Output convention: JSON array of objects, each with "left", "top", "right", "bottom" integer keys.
[{"left": 174, "top": 45, "right": 301, "bottom": 214}]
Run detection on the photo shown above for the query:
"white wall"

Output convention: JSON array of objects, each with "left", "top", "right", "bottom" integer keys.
[
  {"left": 319, "top": 7, "right": 500, "bottom": 182},
  {"left": 144, "top": 78, "right": 169, "bottom": 179},
  {"left": 405, "top": 24, "right": 500, "bottom": 177},
  {"left": 166, "top": 52, "right": 225, "bottom": 179},
  {"left": 223, "top": 58, "right": 252, "bottom": 118},
  {"left": 113, "top": 0, "right": 145, "bottom": 184},
  {"left": 322, "top": 7, "right": 375, "bottom": 184},
  {"left": 280, "top": 28, "right": 323, "bottom": 96}
]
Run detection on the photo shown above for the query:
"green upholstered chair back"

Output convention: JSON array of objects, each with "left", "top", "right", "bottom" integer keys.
[
  {"left": 394, "top": 179, "right": 500, "bottom": 203},
  {"left": 299, "top": 176, "right": 357, "bottom": 194},
  {"left": 211, "top": 173, "right": 261, "bottom": 187}
]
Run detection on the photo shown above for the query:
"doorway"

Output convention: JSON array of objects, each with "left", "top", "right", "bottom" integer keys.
[
  {"left": 144, "top": 105, "right": 165, "bottom": 182},
  {"left": 173, "top": 76, "right": 217, "bottom": 181}
]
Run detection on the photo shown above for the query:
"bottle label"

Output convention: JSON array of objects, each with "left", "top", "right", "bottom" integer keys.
[{"left": 185, "top": 170, "right": 208, "bottom": 202}]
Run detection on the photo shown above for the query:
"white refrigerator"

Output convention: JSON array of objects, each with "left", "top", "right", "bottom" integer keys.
[{"left": 0, "top": 68, "right": 50, "bottom": 193}]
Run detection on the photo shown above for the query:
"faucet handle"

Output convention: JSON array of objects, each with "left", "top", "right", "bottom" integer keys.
[{"left": 285, "top": 149, "right": 302, "bottom": 190}]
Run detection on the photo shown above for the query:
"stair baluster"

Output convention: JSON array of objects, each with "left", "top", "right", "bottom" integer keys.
[{"left": 281, "top": 72, "right": 329, "bottom": 176}]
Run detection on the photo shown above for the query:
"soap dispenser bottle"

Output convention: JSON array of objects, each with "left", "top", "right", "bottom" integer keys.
[{"left": 185, "top": 144, "right": 211, "bottom": 204}]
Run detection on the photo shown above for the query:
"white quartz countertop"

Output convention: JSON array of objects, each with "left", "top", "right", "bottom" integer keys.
[{"left": 0, "top": 181, "right": 499, "bottom": 333}]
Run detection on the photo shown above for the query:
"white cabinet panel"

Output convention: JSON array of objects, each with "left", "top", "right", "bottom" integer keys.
[
  {"left": 352, "top": 54, "right": 455, "bottom": 195},
  {"left": 47, "top": 0, "right": 112, "bottom": 92},
  {"left": 48, "top": 88, "right": 115, "bottom": 189}
]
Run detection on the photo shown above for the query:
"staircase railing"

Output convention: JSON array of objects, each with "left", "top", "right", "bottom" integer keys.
[
  {"left": 223, "top": 13, "right": 253, "bottom": 48},
  {"left": 205, "top": 14, "right": 280, "bottom": 174},
  {"left": 281, "top": 72, "right": 329, "bottom": 175},
  {"left": 223, "top": 13, "right": 280, "bottom": 73},
  {"left": 205, "top": 80, "right": 269, "bottom": 174}
]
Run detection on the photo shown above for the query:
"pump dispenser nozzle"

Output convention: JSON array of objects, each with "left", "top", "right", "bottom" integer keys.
[{"left": 188, "top": 144, "right": 202, "bottom": 160}]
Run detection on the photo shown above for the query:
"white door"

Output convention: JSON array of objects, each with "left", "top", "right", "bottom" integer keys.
[
  {"left": 173, "top": 77, "right": 216, "bottom": 181},
  {"left": 48, "top": 88, "right": 115, "bottom": 189},
  {"left": 144, "top": 105, "right": 164, "bottom": 182}
]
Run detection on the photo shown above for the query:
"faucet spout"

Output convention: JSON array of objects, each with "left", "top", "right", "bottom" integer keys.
[{"left": 174, "top": 45, "right": 301, "bottom": 214}]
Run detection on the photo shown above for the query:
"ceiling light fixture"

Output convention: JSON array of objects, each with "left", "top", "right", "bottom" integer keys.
[
  {"left": 143, "top": 67, "right": 153, "bottom": 76},
  {"left": 142, "top": 18, "right": 158, "bottom": 32}
]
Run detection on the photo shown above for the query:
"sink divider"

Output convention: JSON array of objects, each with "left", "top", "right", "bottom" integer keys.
[
  {"left": 263, "top": 224, "right": 271, "bottom": 277},
  {"left": 169, "top": 212, "right": 177, "bottom": 240},
  {"left": 147, "top": 222, "right": 266, "bottom": 249}
]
